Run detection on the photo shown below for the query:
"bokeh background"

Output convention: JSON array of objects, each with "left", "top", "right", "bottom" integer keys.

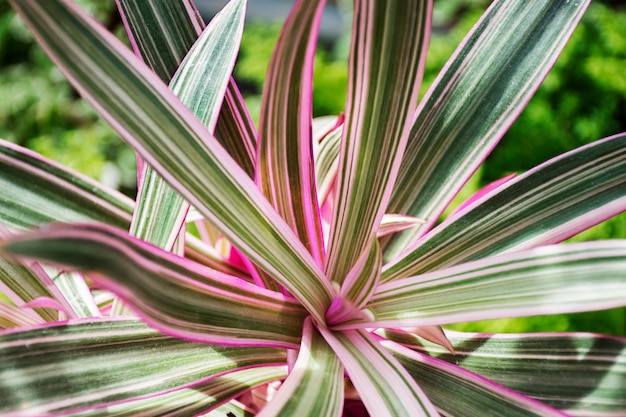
[{"left": 1, "top": 0, "right": 625, "bottom": 335}]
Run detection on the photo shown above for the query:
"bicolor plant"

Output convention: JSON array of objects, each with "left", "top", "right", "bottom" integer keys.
[{"left": 1, "top": 0, "right": 626, "bottom": 415}]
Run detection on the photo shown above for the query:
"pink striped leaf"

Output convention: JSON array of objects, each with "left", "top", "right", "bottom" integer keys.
[
  {"left": 363, "top": 242, "right": 626, "bottom": 330},
  {"left": 384, "top": 133, "right": 626, "bottom": 281},
  {"left": 1, "top": 223, "right": 308, "bottom": 348},
  {"left": 383, "top": 339, "right": 567, "bottom": 417},
  {"left": 324, "top": 0, "right": 432, "bottom": 286},
  {"left": 256, "top": 319, "right": 343, "bottom": 417},
  {"left": 317, "top": 326, "right": 439, "bottom": 417},
  {"left": 390, "top": 331, "right": 626, "bottom": 416},
  {"left": 8, "top": 0, "right": 335, "bottom": 321},
  {"left": 385, "top": 0, "right": 591, "bottom": 260},
  {"left": 256, "top": 0, "right": 326, "bottom": 266},
  {"left": 0, "top": 318, "right": 286, "bottom": 416}
]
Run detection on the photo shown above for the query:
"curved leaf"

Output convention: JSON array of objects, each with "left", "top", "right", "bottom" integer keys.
[
  {"left": 384, "top": 133, "right": 626, "bottom": 281},
  {"left": 367, "top": 242, "right": 626, "bottom": 329},
  {"left": 0, "top": 318, "right": 285, "bottom": 416},
  {"left": 393, "top": 331, "right": 626, "bottom": 416},
  {"left": 257, "top": 319, "right": 343, "bottom": 417},
  {"left": 9, "top": 0, "right": 334, "bottom": 320},
  {"left": 2, "top": 223, "right": 308, "bottom": 348},
  {"left": 383, "top": 340, "right": 567, "bottom": 416},
  {"left": 256, "top": 0, "right": 326, "bottom": 266},
  {"left": 324, "top": 0, "right": 432, "bottom": 284},
  {"left": 385, "top": 0, "right": 590, "bottom": 260}
]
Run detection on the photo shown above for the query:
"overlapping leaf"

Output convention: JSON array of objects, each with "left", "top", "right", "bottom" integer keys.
[
  {"left": 318, "top": 326, "right": 438, "bottom": 417},
  {"left": 2, "top": 223, "right": 308, "bottom": 347},
  {"left": 384, "top": 340, "right": 566, "bottom": 416},
  {"left": 385, "top": 0, "right": 591, "bottom": 260},
  {"left": 390, "top": 331, "right": 626, "bottom": 416},
  {"left": 0, "top": 140, "right": 133, "bottom": 232},
  {"left": 257, "top": 319, "right": 343, "bottom": 417},
  {"left": 0, "top": 319, "right": 285, "bottom": 416},
  {"left": 8, "top": 0, "right": 334, "bottom": 321},
  {"left": 384, "top": 133, "right": 626, "bottom": 281}
]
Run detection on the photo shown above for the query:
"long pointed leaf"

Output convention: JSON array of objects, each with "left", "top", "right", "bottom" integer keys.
[
  {"left": 384, "top": 133, "right": 626, "bottom": 281},
  {"left": 366, "top": 242, "right": 626, "bottom": 329},
  {"left": 9, "top": 0, "right": 334, "bottom": 320},
  {"left": 256, "top": 0, "right": 326, "bottom": 266},
  {"left": 383, "top": 339, "right": 567, "bottom": 416},
  {"left": 385, "top": 0, "right": 590, "bottom": 260},
  {"left": 2, "top": 223, "right": 308, "bottom": 348},
  {"left": 0, "top": 318, "right": 285, "bottom": 416},
  {"left": 318, "top": 326, "right": 439, "bottom": 417},
  {"left": 257, "top": 319, "right": 343, "bottom": 417},
  {"left": 392, "top": 331, "right": 626, "bottom": 416},
  {"left": 325, "top": 0, "right": 431, "bottom": 284}
]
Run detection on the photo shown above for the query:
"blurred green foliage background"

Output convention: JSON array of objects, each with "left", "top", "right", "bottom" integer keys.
[{"left": 1, "top": 0, "right": 625, "bottom": 335}]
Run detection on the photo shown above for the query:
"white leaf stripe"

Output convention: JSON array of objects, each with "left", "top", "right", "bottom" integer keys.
[
  {"left": 3, "top": 223, "right": 308, "bottom": 348},
  {"left": 257, "top": 319, "right": 343, "bottom": 417},
  {"left": 257, "top": 0, "right": 326, "bottom": 266},
  {"left": 398, "top": 331, "right": 626, "bottom": 416},
  {"left": 318, "top": 327, "right": 439, "bottom": 417},
  {"left": 384, "top": 132, "right": 626, "bottom": 281},
  {"left": 0, "top": 319, "right": 285, "bottom": 416},
  {"left": 9, "top": 0, "right": 335, "bottom": 321},
  {"left": 325, "top": 0, "right": 431, "bottom": 285},
  {"left": 383, "top": 340, "right": 567, "bottom": 417},
  {"left": 385, "top": 0, "right": 591, "bottom": 261},
  {"left": 369, "top": 242, "right": 626, "bottom": 328}
]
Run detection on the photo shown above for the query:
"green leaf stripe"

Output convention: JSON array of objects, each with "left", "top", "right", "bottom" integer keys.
[
  {"left": 318, "top": 326, "right": 439, "bottom": 417},
  {"left": 0, "top": 140, "right": 133, "bottom": 232},
  {"left": 257, "top": 319, "right": 343, "bottom": 417},
  {"left": 257, "top": 0, "right": 326, "bottom": 265},
  {"left": 72, "top": 366, "right": 287, "bottom": 417}
]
